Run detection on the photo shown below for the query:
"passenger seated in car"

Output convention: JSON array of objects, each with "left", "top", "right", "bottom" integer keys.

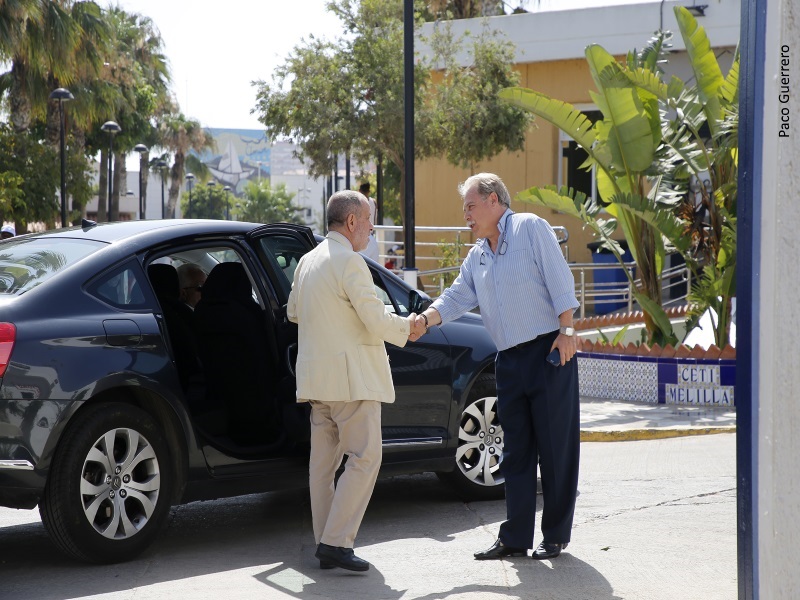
[{"left": 177, "top": 263, "right": 207, "bottom": 310}]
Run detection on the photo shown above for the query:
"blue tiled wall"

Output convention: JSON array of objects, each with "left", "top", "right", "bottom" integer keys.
[{"left": 577, "top": 352, "right": 735, "bottom": 406}]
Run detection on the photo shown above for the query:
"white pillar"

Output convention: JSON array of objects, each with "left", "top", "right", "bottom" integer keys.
[{"left": 757, "top": 0, "right": 800, "bottom": 595}]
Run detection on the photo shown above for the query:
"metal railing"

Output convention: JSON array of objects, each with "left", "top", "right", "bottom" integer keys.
[
  {"left": 374, "top": 225, "right": 691, "bottom": 315},
  {"left": 374, "top": 224, "right": 569, "bottom": 295}
]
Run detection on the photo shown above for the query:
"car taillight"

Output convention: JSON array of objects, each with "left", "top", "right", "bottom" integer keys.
[{"left": 0, "top": 323, "right": 16, "bottom": 377}]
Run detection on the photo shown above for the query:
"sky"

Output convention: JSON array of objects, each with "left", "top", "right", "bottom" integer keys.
[{"left": 112, "top": 0, "right": 652, "bottom": 131}]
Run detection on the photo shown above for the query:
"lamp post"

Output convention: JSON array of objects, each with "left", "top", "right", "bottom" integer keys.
[
  {"left": 156, "top": 159, "right": 167, "bottom": 219},
  {"left": 133, "top": 143, "right": 148, "bottom": 220},
  {"left": 101, "top": 121, "right": 121, "bottom": 221},
  {"left": 50, "top": 88, "right": 74, "bottom": 228},
  {"left": 223, "top": 185, "right": 231, "bottom": 220},
  {"left": 185, "top": 173, "right": 195, "bottom": 218}
]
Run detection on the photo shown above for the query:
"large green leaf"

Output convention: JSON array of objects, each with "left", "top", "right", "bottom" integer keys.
[
  {"left": 498, "top": 87, "right": 605, "bottom": 165},
  {"left": 586, "top": 46, "right": 655, "bottom": 174},
  {"left": 626, "top": 67, "right": 668, "bottom": 101},
  {"left": 720, "top": 52, "right": 740, "bottom": 105},
  {"left": 515, "top": 185, "right": 587, "bottom": 220},
  {"left": 675, "top": 6, "right": 725, "bottom": 133},
  {"left": 634, "top": 292, "right": 678, "bottom": 346}
]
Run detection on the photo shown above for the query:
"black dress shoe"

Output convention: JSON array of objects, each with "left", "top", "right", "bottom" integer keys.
[
  {"left": 531, "top": 541, "right": 568, "bottom": 560},
  {"left": 315, "top": 543, "right": 370, "bottom": 572},
  {"left": 474, "top": 539, "right": 527, "bottom": 560}
]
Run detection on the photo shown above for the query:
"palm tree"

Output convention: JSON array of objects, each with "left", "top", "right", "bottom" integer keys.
[
  {"left": 96, "top": 6, "right": 170, "bottom": 221},
  {"left": 157, "top": 110, "right": 215, "bottom": 218}
]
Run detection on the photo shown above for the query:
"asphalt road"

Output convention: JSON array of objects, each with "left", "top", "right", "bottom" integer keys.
[{"left": 0, "top": 435, "right": 736, "bottom": 600}]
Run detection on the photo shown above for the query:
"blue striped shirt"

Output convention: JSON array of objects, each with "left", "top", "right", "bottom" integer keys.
[{"left": 431, "top": 209, "right": 579, "bottom": 351}]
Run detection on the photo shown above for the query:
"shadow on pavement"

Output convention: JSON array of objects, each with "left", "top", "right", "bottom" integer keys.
[{"left": 0, "top": 474, "right": 614, "bottom": 600}]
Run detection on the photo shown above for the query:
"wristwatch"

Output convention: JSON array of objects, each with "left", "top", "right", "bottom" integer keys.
[
  {"left": 420, "top": 313, "right": 429, "bottom": 333},
  {"left": 559, "top": 326, "right": 575, "bottom": 337}
]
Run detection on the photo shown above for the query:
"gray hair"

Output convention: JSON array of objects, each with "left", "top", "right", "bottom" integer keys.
[
  {"left": 457, "top": 173, "right": 512, "bottom": 208},
  {"left": 177, "top": 263, "right": 206, "bottom": 288},
  {"left": 327, "top": 190, "right": 365, "bottom": 227}
]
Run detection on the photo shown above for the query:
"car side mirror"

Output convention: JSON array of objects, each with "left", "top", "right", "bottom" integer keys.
[{"left": 408, "top": 289, "right": 432, "bottom": 314}]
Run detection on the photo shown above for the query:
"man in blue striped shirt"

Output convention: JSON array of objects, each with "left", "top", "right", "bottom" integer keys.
[{"left": 416, "top": 173, "right": 580, "bottom": 561}]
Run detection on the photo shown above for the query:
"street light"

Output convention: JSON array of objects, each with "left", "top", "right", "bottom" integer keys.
[
  {"left": 133, "top": 143, "right": 148, "bottom": 220},
  {"left": 101, "top": 120, "right": 121, "bottom": 221},
  {"left": 156, "top": 159, "right": 167, "bottom": 219},
  {"left": 185, "top": 173, "right": 195, "bottom": 218},
  {"left": 50, "top": 87, "right": 74, "bottom": 228},
  {"left": 223, "top": 185, "right": 231, "bottom": 220}
]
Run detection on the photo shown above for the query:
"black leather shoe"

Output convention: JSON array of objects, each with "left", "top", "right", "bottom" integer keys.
[
  {"left": 474, "top": 539, "right": 527, "bottom": 560},
  {"left": 315, "top": 543, "right": 370, "bottom": 572},
  {"left": 531, "top": 541, "right": 568, "bottom": 560}
]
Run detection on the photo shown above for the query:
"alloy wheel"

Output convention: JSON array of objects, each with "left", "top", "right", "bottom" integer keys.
[
  {"left": 80, "top": 428, "right": 161, "bottom": 540},
  {"left": 454, "top": 395, "right": 504, "bottom": 487}
]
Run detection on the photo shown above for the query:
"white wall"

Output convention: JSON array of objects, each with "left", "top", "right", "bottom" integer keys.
[
  {"left": 419, "top": 0, "right": 740, "bottom": 66},
  {"left": 758, "top": 0, "right": 800, "bottom": 596}
]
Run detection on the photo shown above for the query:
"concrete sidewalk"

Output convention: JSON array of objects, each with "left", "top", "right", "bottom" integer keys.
[{"left": 580, "top": 396, "right": 737, "bottom": 441}]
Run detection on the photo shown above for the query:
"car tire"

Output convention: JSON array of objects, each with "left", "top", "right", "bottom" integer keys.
[
  {"left": 438, "top": 374, "right": 505, "bottom": 501},
  {"left": 40, "top": 402, "right": 174, "bottom": 563}
]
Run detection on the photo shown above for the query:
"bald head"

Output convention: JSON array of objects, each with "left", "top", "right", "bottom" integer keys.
[{"left": 327, "top": 190, "right": 372, "bottom": 252}]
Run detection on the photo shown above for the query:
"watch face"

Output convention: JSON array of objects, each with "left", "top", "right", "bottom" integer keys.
[{"left": 561, "top": 326, "right": 575, "bottom": 336}]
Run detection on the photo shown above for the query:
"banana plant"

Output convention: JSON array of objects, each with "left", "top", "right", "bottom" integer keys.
[{"left": 499, "top": 6, "right": 738, "bottom": 348}]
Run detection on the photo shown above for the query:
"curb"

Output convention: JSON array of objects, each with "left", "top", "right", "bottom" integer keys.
[{"left": 580, "top": 426, "right": 737, "bottom": 442}]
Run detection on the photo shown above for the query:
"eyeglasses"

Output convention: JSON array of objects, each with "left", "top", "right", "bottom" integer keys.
[
  {"left": 182, "top": 285, "right": 203, "bottom": 292},
  {"left": 480, "top": 238, "right": 508, "bottom": 266}
]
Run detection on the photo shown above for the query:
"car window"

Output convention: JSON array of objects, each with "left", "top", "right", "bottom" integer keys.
[
  {"left": 381, "top": 272, "right": 411, "bottom": 316},
  {"left": 88, "top": 261, "right": 150, "bottom": 309},
  {"left": 255, "top": 235, "right": 309, "bottom": 300},
  {"left": 154, "top": 245, "right": 258, "bottom": 305},
  {"left": 0, "top": 238, "right": 104, "bottom": 295}
]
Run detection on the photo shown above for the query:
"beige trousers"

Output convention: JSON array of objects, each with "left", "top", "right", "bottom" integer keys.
[{"left": 308, "top": 399, "right": 382, "bottom": 548}]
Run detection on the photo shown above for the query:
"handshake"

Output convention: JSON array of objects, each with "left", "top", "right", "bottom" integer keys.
[{"left": 407, "top": 312, "right": 430, "bottom": 342}]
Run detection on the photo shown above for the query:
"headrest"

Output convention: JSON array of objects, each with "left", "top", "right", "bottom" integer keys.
[
  {"left": 202, "top": 262, "right": 254, "bottom": 303},
  {"left": 148, "top": 263, "right": 180, "bottom": 302}
]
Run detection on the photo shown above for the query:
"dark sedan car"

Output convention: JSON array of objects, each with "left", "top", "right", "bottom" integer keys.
[{"left": 0, "top": 219, "right": 503, "bottom": 563}]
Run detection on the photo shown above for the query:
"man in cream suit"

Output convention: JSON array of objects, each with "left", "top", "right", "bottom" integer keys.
[{"left": 287, "top": 190, "right": 424, "bottom": 572}]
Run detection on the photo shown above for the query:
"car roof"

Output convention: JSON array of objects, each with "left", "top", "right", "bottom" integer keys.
[{"left": 21, "top": 219, "right": 260, "bottom": 245}]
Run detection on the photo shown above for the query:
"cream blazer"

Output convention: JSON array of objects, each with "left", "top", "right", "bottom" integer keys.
[{"left": 287, "top": 231, "right": 410, "bottom": 403}]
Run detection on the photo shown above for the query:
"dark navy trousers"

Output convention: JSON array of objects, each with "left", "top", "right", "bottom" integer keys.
[{"left": 495, "top": 331, "right": 580, "bottom": 549}]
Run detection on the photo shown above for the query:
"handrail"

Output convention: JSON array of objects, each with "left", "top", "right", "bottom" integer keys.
[
  {"left": 414, "top": 256, "right": 691, "bottom": 318},
  {"left": 370, "top": 224, "right": 690, "bottom": 316}
]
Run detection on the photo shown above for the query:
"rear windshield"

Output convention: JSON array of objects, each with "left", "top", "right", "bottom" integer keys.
[{"left": 0, "top": 237, "right": 105, "bottom": 294}]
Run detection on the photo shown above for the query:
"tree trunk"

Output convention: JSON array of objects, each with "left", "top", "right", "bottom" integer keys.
[
  {"left": 140, "top": 151, "right": 149, "bottom": 218},
  {"left": 70, "top": 128, "right": 88, "bottom": 224},
  {"left": 167, "top": 154, "right": 185, "bottom": 218},
  {"left": 9, "top": 62, "right": 32, "bottom": 134}
]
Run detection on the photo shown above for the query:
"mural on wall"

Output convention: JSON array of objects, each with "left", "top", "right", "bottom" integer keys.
[{"left": 197, "top": 128, "right": 270, "bottom": 194}]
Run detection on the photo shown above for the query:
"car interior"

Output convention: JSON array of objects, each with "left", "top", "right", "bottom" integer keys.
[
  {"left": 143, "top": 237, "right": 421, "bottom": 461},
  {"left": 146, "top": 244, "right": 309, "bottom": 459}
]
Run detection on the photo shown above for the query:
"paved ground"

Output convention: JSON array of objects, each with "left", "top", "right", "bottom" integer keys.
[{"left": 0, "top": 399, "right": 737, "bottom": 600}]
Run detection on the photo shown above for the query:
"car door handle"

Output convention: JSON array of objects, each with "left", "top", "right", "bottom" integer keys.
[{"left": 103, "top": 319, "right": 142, "bottom": 347}]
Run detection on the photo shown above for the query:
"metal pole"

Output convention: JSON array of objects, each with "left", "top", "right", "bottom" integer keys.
[
  {"left": 161, "top": 171, "right": 165, "bottom": 219},
  {"left": 403, "top": 0, "right": 416, "bottom": 270},
  {"left": 58, "top": 101, "right": 67, "bottom": 227},
  {"left": 376, "top": 152, "right": 383, "bottom": 225},
  {"left": 345, "top": 154, "right": 351, "bottom": 190},
  {"left": 107, "top": 136, "right": 114, "bottom": 220},
  {"left": 138, "top": 166, "right": 143, "bottom": 220}
]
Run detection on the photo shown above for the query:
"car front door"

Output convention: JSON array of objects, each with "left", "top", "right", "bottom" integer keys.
[{"left": 248, "top": 228, "right": 453, "bottom": 458}]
